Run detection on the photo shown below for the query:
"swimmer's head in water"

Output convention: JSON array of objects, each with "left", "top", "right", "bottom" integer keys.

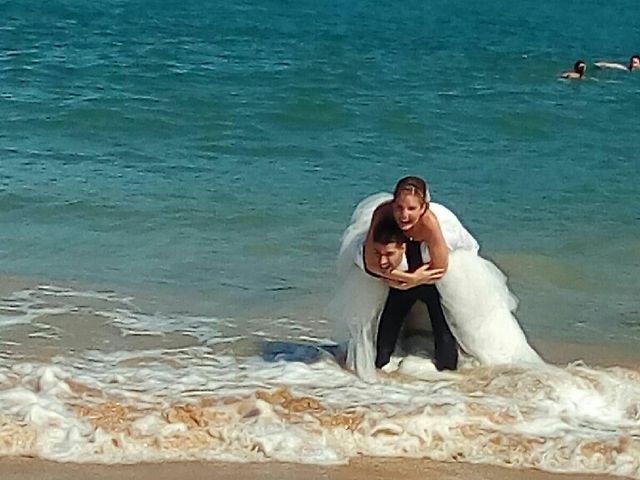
[
  {"left": 392, "top": 176, "right": 430, "bottom": 232},
  {"left": 629, "top": 55, "right": 640, "bottom": 71},
  {"left": 574, "top": 60, "right": 587, "bottom": 76},
  {"left": 372, "top": 215, "right": 407, "bottom": 272}
]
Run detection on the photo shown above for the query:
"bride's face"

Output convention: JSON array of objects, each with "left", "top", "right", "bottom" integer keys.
[{"left": 393, "top": 192, "right": 426, "bottom": 231}]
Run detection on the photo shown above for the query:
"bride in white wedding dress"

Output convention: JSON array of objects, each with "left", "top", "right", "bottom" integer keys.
[{"left": 331, "top": 177, "right": 542, "bottom": 382}]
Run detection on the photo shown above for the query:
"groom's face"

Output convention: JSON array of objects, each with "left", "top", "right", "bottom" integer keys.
[{"left": 373, "top": 242, "right": 405, "bottom": 273}]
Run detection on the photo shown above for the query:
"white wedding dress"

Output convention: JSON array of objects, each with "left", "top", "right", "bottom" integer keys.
[{"left": 330, "top": 193, "right": 542, "bottom": 382}]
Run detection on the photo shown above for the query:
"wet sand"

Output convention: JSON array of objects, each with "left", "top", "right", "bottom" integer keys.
[{"left": 0, "top": 456, "right": 623, "bottom": 480}]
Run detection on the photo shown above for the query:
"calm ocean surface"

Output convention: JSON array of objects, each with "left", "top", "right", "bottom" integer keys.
[{"left": 1, "top": 0, "right": 639, "bottom": 341}]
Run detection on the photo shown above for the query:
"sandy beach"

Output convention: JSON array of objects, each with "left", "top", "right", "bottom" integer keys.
[{"left": 0, "top": 455, "right": 625, "bottom": 480}]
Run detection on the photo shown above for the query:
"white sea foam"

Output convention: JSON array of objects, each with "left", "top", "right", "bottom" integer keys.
[
  {"left": 0, "top": 348, "right": 638, "bottom": 477},
  {"left": 0, "top": 286, "right": 239, "bottom": 344},
  {"left": 1, "top": 284, "right": 640, "bottom": 477}
]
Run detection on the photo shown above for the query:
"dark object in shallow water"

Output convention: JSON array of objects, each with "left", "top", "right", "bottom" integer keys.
[{"left": 262, "top": 341, "right": 339, "bottom": 363}]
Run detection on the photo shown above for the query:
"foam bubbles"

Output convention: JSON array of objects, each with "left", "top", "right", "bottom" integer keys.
[
  {"left": 1, "top": 284, "right": 640, "bottom": 477},
  {"left": 0, "top": 348, "right": 638, "bottom": 477}
]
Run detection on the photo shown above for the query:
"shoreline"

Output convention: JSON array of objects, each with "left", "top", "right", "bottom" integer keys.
[
  {"left": 0, "top": 456, "right": 623, "bottom": 480},
  {"left": 532, "top": 337, "right": 640, "bottom": 369},
  {"left": 1, "top": 272, "right": 639, "bottom": 357}
]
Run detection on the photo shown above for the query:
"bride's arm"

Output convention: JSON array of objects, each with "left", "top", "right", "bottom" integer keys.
[
  {"left": 382, "top": 267, "right": 444, "bottom": 289},
  {"left": 422, "top": 210, "right": 449, "bottom": 272}
]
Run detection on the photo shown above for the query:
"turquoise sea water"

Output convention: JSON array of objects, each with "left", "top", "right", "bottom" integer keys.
[{"left": 1, "top": 0, "right": 639, "bottom": 343}]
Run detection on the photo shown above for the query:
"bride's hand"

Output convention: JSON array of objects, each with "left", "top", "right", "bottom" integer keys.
[
  {"left": 382, "top": 278, "right": 411, "bottom": 290},
  {"left": 382, "top": 266, "right": 445, "bottom": 289},
  {"left": 413, "top": 265, "right": 445, "bottom": 285}
]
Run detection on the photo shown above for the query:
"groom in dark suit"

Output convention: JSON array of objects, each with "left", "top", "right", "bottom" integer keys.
[{"left": 363, "top": 216, "right": 458, "bottom": 371}]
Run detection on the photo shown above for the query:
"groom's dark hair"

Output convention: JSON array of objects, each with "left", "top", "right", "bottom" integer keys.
[{"left": 373, "top": 215, "right": 408, "bottom": 245}]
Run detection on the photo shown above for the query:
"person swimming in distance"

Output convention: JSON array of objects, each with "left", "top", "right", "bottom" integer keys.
[
  {"left": 561, "top": 60, "right": 587, "bottom": 79},
  {"left": 594, "top": 54, "right": 640, "bottom": 72}
]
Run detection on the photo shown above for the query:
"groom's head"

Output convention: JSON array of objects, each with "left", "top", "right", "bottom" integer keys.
[{"left": 372, "top": 215, "right": 408, "bottom": 272}]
